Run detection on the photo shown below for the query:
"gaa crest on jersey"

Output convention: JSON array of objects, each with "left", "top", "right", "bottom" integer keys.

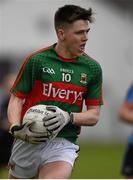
[
  {"left": 80, "top": 73, "right": 87, "bottom": 84},
  {"left": 42, "top": 67, "right": 55, "bottom": 74}
]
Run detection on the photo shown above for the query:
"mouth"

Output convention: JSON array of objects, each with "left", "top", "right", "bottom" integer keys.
[{"left": 79, "top": 43, "right": 86, "bottom": 51}]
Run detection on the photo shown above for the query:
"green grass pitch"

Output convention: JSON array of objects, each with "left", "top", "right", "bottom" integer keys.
[{"left": 0, "top": 143, "right": 124, "bottom": 179}]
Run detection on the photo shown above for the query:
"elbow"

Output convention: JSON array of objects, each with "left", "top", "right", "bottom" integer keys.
[
  {"left": 91, "top": 116, "right": 99, "bottom": 126},
  {"left": 87, "top": 115, "right": 99, "bottom": 126},
  {"left": 86, "top": 108, "right": 100, "bottom": 126}
]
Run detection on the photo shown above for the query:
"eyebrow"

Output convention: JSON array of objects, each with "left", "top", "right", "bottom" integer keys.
[{"left": 75, "top": 28, "right": 90, "bottom": 33}]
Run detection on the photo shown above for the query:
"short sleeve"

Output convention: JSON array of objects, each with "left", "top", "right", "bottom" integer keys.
[
  {"left": 85, "top": 62, "right": 103, "bottom": 107},
  {"left": 10, "top": 56, "right": 35, "bottom": 99}
]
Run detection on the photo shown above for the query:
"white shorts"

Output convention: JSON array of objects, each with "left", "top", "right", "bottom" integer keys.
[{"left": 9, "top": 137, "right": 79, "bottom": 178}]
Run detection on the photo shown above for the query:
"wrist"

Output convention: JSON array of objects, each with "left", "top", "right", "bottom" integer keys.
[
  {"left": 9, "top": 123, "right": 20, "bottom": 134},
  {"left": 69, "top": 112, "right": 75, "bottom": 125}
]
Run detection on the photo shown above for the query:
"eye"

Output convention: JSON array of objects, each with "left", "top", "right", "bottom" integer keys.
[{"left": 86, "top": 28, "right": 90, "bottom": 33}]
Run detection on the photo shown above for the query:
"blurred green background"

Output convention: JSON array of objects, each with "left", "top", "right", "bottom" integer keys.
[{"left": 0, "top": 143, "right": 124, "bottom": 179}]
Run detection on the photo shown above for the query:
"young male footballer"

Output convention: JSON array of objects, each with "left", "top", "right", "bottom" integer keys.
[{"left": 7, "top": 4, "right": 103, "bottom": 179}]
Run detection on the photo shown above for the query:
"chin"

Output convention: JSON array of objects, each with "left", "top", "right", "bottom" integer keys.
[{"left": 72, "top": 53, "right": 81, "bottom": 57}]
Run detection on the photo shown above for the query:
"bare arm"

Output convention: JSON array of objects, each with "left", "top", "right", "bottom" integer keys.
[
  {"left": 119, "top": 103, "right": 133, "bottom": 124},
  {"left": 44, "top": 105, "right": 101, "bottom": 134},
  {"left": 7, "top": 94, "right": 50, "bottom": 144},
  {"left": 7, "top": 94, "right": 24, "bottom": 127},
  {"left": 72, "top": 106, "right": 100, "bottom": 126}
]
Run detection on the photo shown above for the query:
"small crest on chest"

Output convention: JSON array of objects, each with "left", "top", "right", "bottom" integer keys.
[{"left": 80, "top": 73, "right": 87, "bottom": 84}]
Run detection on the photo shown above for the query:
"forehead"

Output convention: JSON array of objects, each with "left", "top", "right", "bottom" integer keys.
[{"left": 68, "top": 20, "right": 90, "bottom": 31}]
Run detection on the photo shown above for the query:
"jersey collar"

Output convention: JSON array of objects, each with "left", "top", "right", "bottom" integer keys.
[{"left": 51, "top": 43, "right": 78, "bottom": 62}]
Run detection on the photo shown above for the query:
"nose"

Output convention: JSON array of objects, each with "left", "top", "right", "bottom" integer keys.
[{"left": 82, "top": 32, "right": 88, "bottom": 42}]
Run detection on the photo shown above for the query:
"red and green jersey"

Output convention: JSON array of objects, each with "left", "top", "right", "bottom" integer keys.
[{"left": 11, "top": 44, "right": 103, "bottom": 143}]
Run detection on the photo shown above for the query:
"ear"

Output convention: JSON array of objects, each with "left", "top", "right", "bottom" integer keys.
[{"left": 57, "top": 29, "right": 65, "bottom": 41}]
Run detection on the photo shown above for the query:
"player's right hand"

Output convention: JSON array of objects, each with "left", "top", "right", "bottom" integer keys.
[{"left": 9, "top": 122, "right": 50, "bottom": 145}]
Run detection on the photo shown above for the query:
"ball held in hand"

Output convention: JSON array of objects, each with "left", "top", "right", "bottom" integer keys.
[{"left": 22, "top": 104, "right": 53, "bottom": 136}]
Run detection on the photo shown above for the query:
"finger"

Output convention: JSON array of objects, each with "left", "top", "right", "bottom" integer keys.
[
  {"left": 52, "top": 126, "right": 62, "bottom": 134},
  {"left": 44, "top": 116, "right": 60, "bottom": 126},
  {"left": 46, "top": 122, "right": 60, "bottom": 131},
  {"left": 52, "top": 129, "right": 59, "bottom": 134},
  {"left": 32, "top": 137, "right": 49, "bottom": 142},
  {"left": 43, "top": 113, "right": 57, "bottom": 121},
  {"left": 30, "top": 140, "right": 47, "bottom": 145},
  {"left": 46, "top": 106, "right": 57, "bottom": 112},
  {"left": 44, "top": 117, "right": 59, "bottom": 126},
  {"left": 30, "top": 132, "right": 49, "bottom": 138}
]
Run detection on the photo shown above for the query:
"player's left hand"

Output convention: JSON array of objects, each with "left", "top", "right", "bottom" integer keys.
[{"left": 43, "top": 106, "right": 73, "bottom": 135}]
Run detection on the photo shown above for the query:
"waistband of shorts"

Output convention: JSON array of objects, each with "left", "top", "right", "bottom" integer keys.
[{"left": 41, "top": 137, "right": 73, "bottom": 148}]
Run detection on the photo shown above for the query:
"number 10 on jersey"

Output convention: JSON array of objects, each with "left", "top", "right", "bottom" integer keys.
[{"left": 62, "top": 73, "right": 71, "bottom": 82}]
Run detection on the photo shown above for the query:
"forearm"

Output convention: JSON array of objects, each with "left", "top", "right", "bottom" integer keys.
[
  {"left": 72, "top": 108, "right": 100, "bottom": 126},
  {"left": 119, "top": 108, "right": 133, "bottom": 124},
  {"left": 7, "top": 94, "right": 24, "bottom": 127}
]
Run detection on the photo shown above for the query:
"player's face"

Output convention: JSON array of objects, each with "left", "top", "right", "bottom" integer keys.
[{"left": 63, "top": 20, "right": 90, "bottom": 57}]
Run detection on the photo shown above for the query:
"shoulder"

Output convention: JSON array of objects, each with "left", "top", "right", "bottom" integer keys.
[
  {"left": 80, "top": 52, "right": 102, "bottom": 74},
  {"left": 21, "top": 46, "right": 52, "bottom": 67},
  {"left": 28, "top": 46, "right": 52, "bottom": 60}
]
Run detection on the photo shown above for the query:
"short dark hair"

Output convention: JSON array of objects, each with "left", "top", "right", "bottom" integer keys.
[{"left": 54, "top": 4, "right": 94, "bottom": 31}]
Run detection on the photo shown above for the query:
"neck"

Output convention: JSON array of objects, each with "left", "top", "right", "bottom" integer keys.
[{"left": 55, "top": 42, "right": 77, "bottom": 59}]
